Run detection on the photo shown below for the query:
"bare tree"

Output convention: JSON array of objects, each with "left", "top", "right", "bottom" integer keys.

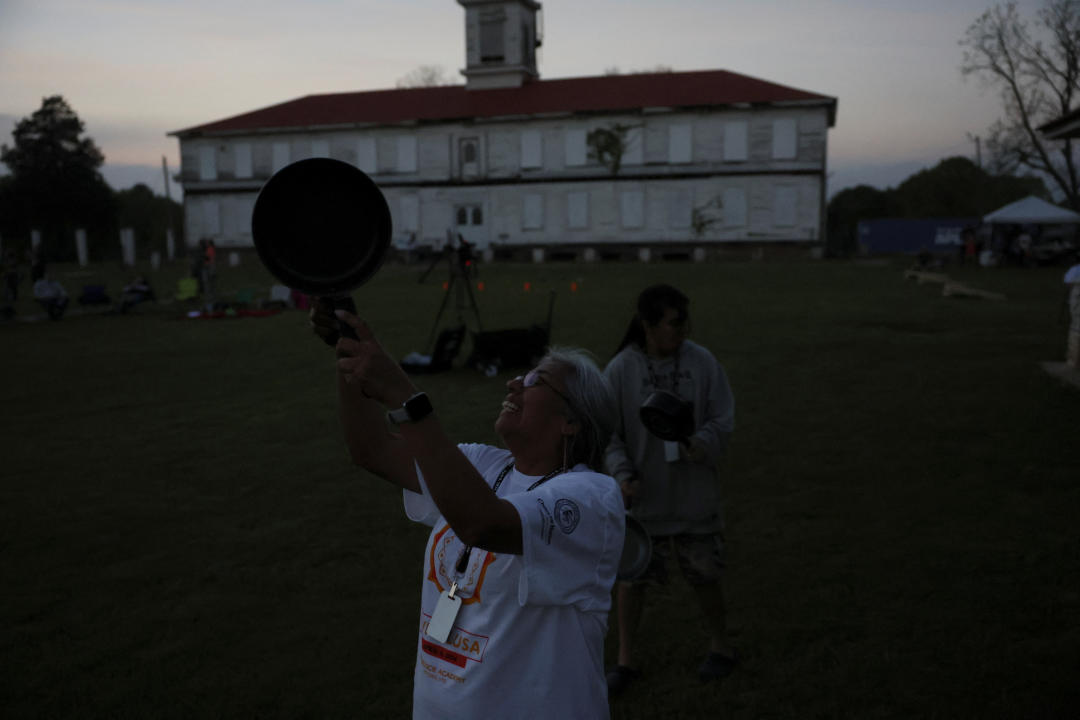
[
  {"left": 961, "top": 1, "right": 1080, "bottom": 207},
  {"left": 396, "top": 65, "right": 453, "bottom": 88}
]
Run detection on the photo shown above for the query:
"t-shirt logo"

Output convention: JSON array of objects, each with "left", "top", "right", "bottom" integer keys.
[
  {"left": 554, "top": 499, "right": 581, "bottom": 534},
  {"left": 427, "top": 524, "right": 497, "bottom": 605}
]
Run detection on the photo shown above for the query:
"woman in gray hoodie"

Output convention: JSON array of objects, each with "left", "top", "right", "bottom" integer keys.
[{"left": 604, "top": 283, "right": 737, "bottom": 695}]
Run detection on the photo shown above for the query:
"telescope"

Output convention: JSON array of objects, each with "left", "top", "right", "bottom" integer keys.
[{"left": 251, "top": 157, "right": 392, "bottom": 338}]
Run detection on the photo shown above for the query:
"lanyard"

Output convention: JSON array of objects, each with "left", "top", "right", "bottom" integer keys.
[{"left": 453, "top": 461, "right": 564, "bottom": 574}]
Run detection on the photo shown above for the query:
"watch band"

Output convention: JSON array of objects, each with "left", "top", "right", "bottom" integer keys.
[{"left": 388, "top": 392, "right": 433, "bottom": 424}]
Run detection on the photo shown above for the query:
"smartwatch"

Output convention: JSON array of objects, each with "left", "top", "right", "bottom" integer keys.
[{"left": 388, "top": 392, "right": 434, "bottom": 424}]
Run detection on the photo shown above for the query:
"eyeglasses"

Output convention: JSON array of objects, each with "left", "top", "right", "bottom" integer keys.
[{"left": 519, "top": 369, "right": 574, "bottom": 408}]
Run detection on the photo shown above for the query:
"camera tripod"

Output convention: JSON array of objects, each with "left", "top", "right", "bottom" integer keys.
[{"left": 420, "top": 237, "right": 483, "bottom": 354}]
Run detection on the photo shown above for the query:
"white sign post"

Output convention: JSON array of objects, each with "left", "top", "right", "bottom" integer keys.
[
  {"left": 120, "top": 228, "right": 136, "bottom": 266},
  {"left": 76, "top": 229, "right": 89, "bottom": 267}
]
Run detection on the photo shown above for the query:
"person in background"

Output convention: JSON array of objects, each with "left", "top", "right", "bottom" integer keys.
[
  {"left": 310, "top": 301, "right": 624, "bottom": 719},
  {"left": 33, "top": 272, "right": 69, "bottom": 320},
  {"left": 191, "top": 239, "right": 206, "bottom": 295},
  {"left": 119, "top": 276, "right": 156, "bottom": 314},
  {"left": 604, "top": 283, "right": 737, "bottom": 696},
  {"left": 1065, "top": 255, "right": 1080, "bottom": 369},
  {"left": 2, "top": 248, "right": 21, "bottom": 318},
  {"left": 202, "top": 239, "right": 217, "bottom": 311}
]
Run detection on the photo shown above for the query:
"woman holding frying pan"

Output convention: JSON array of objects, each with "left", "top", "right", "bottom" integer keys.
[
  {"left": 311, "top": 304, "right": 623, "bottom": 719},
  {"left": 603, "top": 284, "right": 737, "bottom": 696}
]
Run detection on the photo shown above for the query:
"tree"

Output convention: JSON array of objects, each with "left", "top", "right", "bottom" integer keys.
[
  {"left": 115, "top": 183, "right": 183, "bottom": 260},
  {"left": 960, "top": 1, "right": 1080, "bottom": 208},
  {"left": 0, "top": 95, "right": 115, "bottom": 262},
  {"left": 396, "top": 65, "right": 453, "bottom": 88},
  {"left": 586, "top": 123, "right": 638, "bottom": 175},
  {"left": 825, "top": 156, "right": 1048, "bottom": 256}
]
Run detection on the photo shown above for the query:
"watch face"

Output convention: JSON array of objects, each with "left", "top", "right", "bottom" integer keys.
[{"left": 404, "top": 392, "right": 433, "bottom": 422}]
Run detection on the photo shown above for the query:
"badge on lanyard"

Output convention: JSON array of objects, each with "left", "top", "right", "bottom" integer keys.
[{"left": 427, "top": 581, "right": 462, "bottom": 643}]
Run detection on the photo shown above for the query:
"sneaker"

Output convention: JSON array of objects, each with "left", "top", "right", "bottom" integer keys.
[
  {"left": 698, "top": 651, "right": 737, "bottom": 683},
  {"left": 605, "top": 665, "right": 641, "bottom": 698}
]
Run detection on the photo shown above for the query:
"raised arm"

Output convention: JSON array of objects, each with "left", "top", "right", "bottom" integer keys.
[{"left": 332, "top": 309, "right": 523, "bottom": 553}]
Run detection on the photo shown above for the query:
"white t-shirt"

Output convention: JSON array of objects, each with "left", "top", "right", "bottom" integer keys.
[{"left": 403, "top": 443, "right": 624, "bottom": 720}]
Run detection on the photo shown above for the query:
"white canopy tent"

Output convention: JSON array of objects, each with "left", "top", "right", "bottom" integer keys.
[{"left": 983, "top": 196, "right": 1080, "bottom": 225}]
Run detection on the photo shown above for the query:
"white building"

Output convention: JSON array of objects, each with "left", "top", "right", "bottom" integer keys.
[{"left": 169, "top": 0, "right": 836, "bottom": 260}]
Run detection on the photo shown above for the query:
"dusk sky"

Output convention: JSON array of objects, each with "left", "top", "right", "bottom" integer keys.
[{"left": 0, "top": 0, "right": 1045, "bottom": 198}]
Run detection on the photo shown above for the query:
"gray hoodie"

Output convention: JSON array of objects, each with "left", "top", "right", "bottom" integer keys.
[{"left": 603, "top": 340, "right": 734, "bottom": 536}]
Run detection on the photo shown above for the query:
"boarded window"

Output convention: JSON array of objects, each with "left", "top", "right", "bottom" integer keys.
[
  {"left": 356, "top": 137, "right": 377, "bottom": 173},
  {"left": 668, "top": 189, "right": 692, "bottom": 229},
  {"left": 199, "top": 146, "right": 216, "bottom": 181},
  {"left": 623, "top": 126, "right": 643, "bottom": 165},
  {"left": 723, "top": 187, "right": 747, "bottom": 227},
  {"left": 202, "top": 198, "right": 220, "bottom": 235},
  {"left": 567, "top": 191, "right": 589, "bottom": 229},
  {"left": 480, "top": 18, "right": 505, "bottom": 62},
  {"left": 399, "top": 195, "right": 419, "bottom": 232},
  {"left": 772, "top": 118, "right": 797, "bottom": 160},
  {"left": 724, "top": 121, "right": 748, "bottom": 161},
  {"left": 396, "top": 136, "right": 418, "bottom": 173},
  {"left": 523, "top": 194, "right": 544, "bottom": 230},
  {"left": 521, "top": 130, "right": 542, "bottom": 169},
  {"left": 272, "top": 143, "right": 290, "bottom": 173},
  {"left": 565, "top": 128, "right": 587, "bottom": 167},
  {"left": 668, "top": 124, "right": 692, "bottom": 164},
  {"left": 234, "top": 143, "right": 252, "bottom": 179},
  {"left": 311, "top": 140, "right": 330, "bottom": 158},
  {"left": 621, "top": 190, "right": 645, "bottom": 228},
  {"left": 775, "top": 186, "right": 798, "bottom": 227}
]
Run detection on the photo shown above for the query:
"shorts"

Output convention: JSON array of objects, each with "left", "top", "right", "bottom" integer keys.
[{"left": 632, "top": 532, "right": 725, "bottom": 587}]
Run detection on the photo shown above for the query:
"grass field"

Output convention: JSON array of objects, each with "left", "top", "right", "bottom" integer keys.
[{"left": 2, "top": 256, "right": 1079, "bottom": 718}]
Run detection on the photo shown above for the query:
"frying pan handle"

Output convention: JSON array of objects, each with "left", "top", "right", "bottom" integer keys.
[{"left": 326, "top": 295, "right": 359, "bottom": 341}]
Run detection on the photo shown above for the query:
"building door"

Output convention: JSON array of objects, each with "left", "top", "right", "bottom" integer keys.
[{"left": 454, "top": 203, "right": 488, "bottom": 249}]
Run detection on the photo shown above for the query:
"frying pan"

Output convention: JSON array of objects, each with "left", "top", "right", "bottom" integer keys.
[
  {"left": 639, "top": 390, "right": 694, "bottom": 442},
  {"left": 251, "top": 157, "right": 392, "bottom": 339}
]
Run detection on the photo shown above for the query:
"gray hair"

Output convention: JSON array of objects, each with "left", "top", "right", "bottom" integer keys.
[{"left": 543, "top": 346, "right": 616, "bottom": 471}]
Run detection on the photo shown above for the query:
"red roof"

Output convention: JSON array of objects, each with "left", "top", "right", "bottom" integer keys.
[{"left": 171, "top": 69, "right": 836, "bottom": 137}]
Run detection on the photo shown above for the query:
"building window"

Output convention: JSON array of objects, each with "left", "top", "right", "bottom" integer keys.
[
  {"left": 460, "top": 137, "right": 479, "bottom": 177},
  {"left": 199, "top": 146, "right": 216, "bottom": 181},
  {"left": 480, "top": 13, "right": 505, "bottom": 63},
  {"left": 775, "top": 186, "right": 798, "bottom": 227},
  {"left": 621, "top": 190, "right": 645, "bottom": 228},
  {"left": 311, "top": 139, "right": 330, "bottom": 158},
  {"left": 357, "top": 137, "right": 376, "bottom": 173},
  {"left": 623, "top": 126, "right": 644, "bottom": 166},
  {"left": 668, "top": 189, "right": 692, "bottom": 229},
  {"left": 272, "top": 142, "right": 290, "bottom": 173},
  {"left": 399, "top": 194, "right": 419, "bottom": 232},
  {"left": 723, "top": 187, "right": 747, "bottom": 227},
  {"left": 772, "top": 118, "right": 797, "bottom": 160},
  {"left": 565, "top": 128, "right": 587, "bottom": 167},
  {"left": 567, "top": 191, "right": 589, "bottom": 229},
  {"left": 724, "top": 121, "right": 748, "bottom": 162},
  {"left": 455, "top": 204, "right": 483, "bottom": 227},
  {"left": 668, "top": 125, "right": 692, "bottom": 164},
  {"left": 234, "top": 143, "right": 252, "bottom": 179},
  {"left": 523, "top": 194, "right": 544, "bottom": 230},
  {"left": 201, "top": 198, "right": 220, "bottom": 235},
  {"left": 521, "top": 130, "right": 542, "bottom": 169},
  {"left": 397, "top": 136, "right": 418, "bottom": 173}
]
